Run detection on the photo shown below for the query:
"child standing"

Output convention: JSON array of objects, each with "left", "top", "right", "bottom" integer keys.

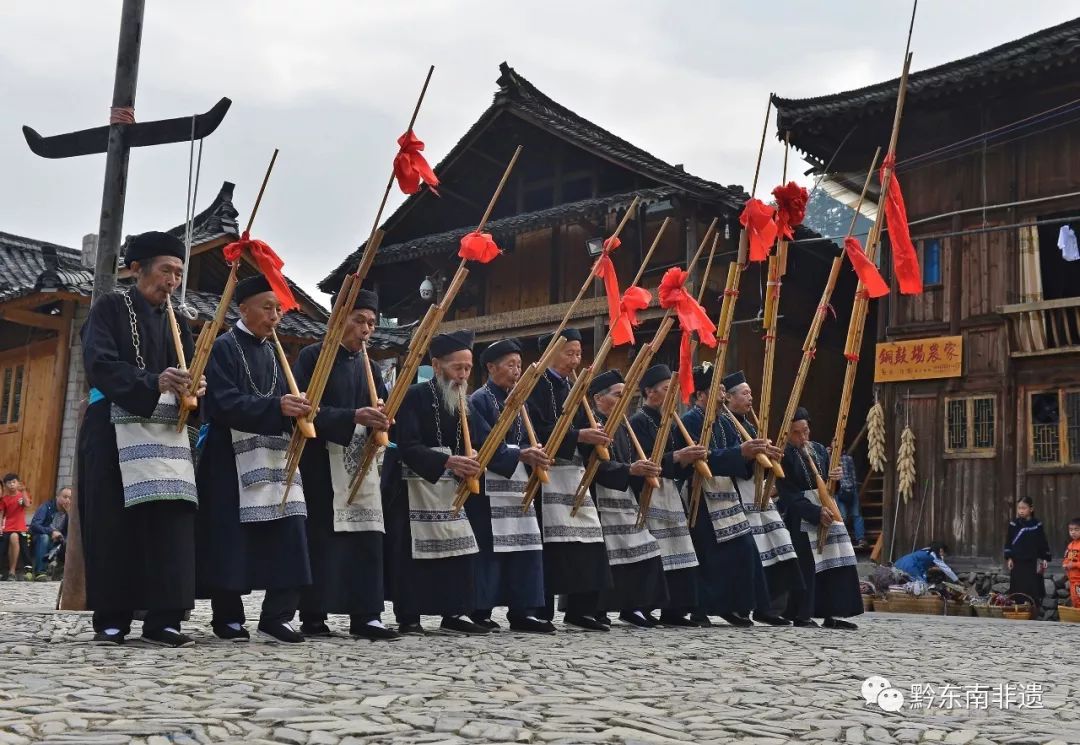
[
  {"left": 1063, "top": 518, "right": 1080, "bottom": 608},
  {"left": 1005, "top": 496, "right": 1051, "bottom": 605}
]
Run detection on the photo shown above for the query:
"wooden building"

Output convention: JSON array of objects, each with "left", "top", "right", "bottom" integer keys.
[
  {"left": 0, "top": 181, "right": 406, "bottom": 506},
  {"left": 773, "top": 18, "right": 1080, "bottom": 559},
  {"left": 323, "top": 62, "right": 879, "bottom": 538}
]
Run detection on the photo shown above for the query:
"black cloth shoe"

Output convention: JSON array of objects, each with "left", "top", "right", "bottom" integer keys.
[
  {"left": 472, "top": 618, "right": 500, "bottom": 632},
  {"left": 351, "top": 624, "right": 403, "bottom": 641},
  {"left": 642, "top": 612, "right": 660, "bottom": 627},
  {"left": 212, "top": 624, "right": 250, "bottom": 642},
  {"left": 564, "top": 614, "right": 609, "bottom": 632},
  {"left": 597, "top": 614, "right": 612, "bottom": 627},
  {"left": 257, "top": 621, "right": 304, "bottom": 643},
  {"left": 91, "top": 631, "right": 124, "bottom": 646},
  {"left": 792, "top": 618, "right": 820, "bottom": 628},
  {"left": 440, "top": 616, "right": 491, "bottom": 636},
  {"left": 823, "top": 617, "right": 858, "bottom": 630},
  {"left": 398, "top": 622, "right": 426, "bottom": 636},
  {"left": 509, "top": 617, "right": 556, "bottom": 634},
  {"left": 659, "top": 614, "right": 700, "bottom": 628},
  {"left": 689, "top": 613, "right": 713, "bottom": 627},
  {"left": 753, "top": 612, "right": 792, "bottom": 626},
  {"left": 300, "top": 621, "right": 333, "bottom": 637},
  {"left": 719, "top": 612, "right": 754, "bottom": 628},
  {"left": 141, "top": 628, "right": 195, "bottom": 648},
  {"left": 619, "top": 611, "right": 652, "bottom": 629}
]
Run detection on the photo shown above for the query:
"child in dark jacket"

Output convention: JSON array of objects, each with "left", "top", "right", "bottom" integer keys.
[{"left": 1005, "top": 496, "right": 1051, "bottom": 603}]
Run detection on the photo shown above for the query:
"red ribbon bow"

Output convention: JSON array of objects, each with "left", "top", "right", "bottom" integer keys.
[
  {"left": 591, "top": 235, "right": 626, "bottom": 340},
  {"left": 739, "top": 198, "right": 778, "bottom": 262},
  {"left": 393, "top": 129, "right": 440, "bottom": 196},
  {"left": 879, "top": 154, "right": 922, "bottom": 295},
  {"left": 458, "top": 231, "right": 501, "bottom": 263},
  {"left": 222, "top": 232, "right": 299, "bottom": 312},
  {"left": 772, "top": 181, "right": 809, "bottom": 240},
  {"left": 658, "top": 268, "right": 717, "bottom": 403},
  {"left": 843, "top": 236, "right": 890, "bottom": 299},
  {"left": 611, "top": 285, "right": 652, "bottom": 346}
]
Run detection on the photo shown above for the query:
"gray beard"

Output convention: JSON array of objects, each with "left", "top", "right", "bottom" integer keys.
[{"left": 435, "top": 376, "right": 466, "bottom": 417}]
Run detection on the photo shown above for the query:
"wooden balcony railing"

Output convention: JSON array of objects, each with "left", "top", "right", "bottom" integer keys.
[{"left": 999, "top": 296, "right": 1080, "bottom": 357}]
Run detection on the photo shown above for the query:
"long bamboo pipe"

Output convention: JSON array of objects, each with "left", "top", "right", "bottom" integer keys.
[
  {"left": 458, "top": 387, "right": 481, "bottom": 496},
  {"left": 521, "top": 406, "right": 549, "bottom": 484},
  {"left": 165, "top": 297, "right": 198, "bottom": 410},
  {"left": 271, "top": 328, "right": 317, "bottom": 439},
  {"left": 363, "top": 341, "right": 389, "bottom": 448}
]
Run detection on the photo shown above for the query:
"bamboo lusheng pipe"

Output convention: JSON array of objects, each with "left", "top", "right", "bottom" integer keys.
[
  {"left": 177, "top": 149, "right": 279, "bottom": 432},
  {"left": 828, "top": 53, "right": 913, "bottom": 494},
  {"left": 458, "top": 387, "right": 481, "bottom": 497},
  {"left": 363, "top": 342, "right": 390, "bottom": 448},
  {"left": 573, "top": 370, "right": 610, "bottom": 462},
  {"left": 723, "top": 406, "right": 783, "bottom": 476},
  {"left": 452, "top": 336, "right": 567, "bottom": 507},
  {"left": 762, "top": 148, "right": 882, "bottom": 504},
  {"left": 635, "top": 375, "right": 681, "bottom": 528},
  {"left": 540, "top": 218, "right": 715, "bottom": 514},
  {"left": 165, "top": 296, "right": 199, "bottom": 410},
  {"left": 520, "top": 406, "right": 549, "bottom": 484},
  {"left": 568, "top": 316, "right": 674, "bottom": 514},
  {"left": 271, "top": 328, "right": 316, "bottom": 439},
  {"left": 347, "top": 146, "right": 523, "bottom": 503},
  {"left": 803, "top": 444, "right": 843, "bottom": 553}
]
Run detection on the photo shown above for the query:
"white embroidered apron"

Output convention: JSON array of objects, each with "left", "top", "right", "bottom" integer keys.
[
  {"left": 540, "top": 461, "right": 604, "bottom": 544},
  {"left": 799, "top": 489, "right": 858, "bottom": 573},
  {"left": 485, "top": 460, "right": 542, "bottom": 553},
  {"left": 328, "top": 424, "right": 384, "bottom": 533},
  {"left": 112, "top": 392, "right": 198, "bottom": 509},
  {"left": 596, "top": 484, "right": 661, "bottom": 566},
  {"left": 645, "top": 479, "right": 699, "bottom": 572},
  {"left": 231, "top": 430, "right": 306, "bottom": 522},
  {"left": 406, "top": 446, "right": 479, "bottom": 560},
  {"left": 735, "top": 476, "right": 798, "bottom": 567},
  {"left": 698, "top": 474, "right": 752, "bottom": 544}
]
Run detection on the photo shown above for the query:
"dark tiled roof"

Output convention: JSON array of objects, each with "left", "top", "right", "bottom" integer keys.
[
  {"left": 162, "top": 181, "right": 241, "bottom": 247},
  {"left": 773, "top": 17, "right": 1080, "bottom": 139},
  {"left": 0, "top": 231, "right": 87, "bottom": 303},
  {"left": 325, "top": 187, "right": 677, "bottom": 278},
  {"left": 319, "top": 62, "right": 749, "bottom": 293}
]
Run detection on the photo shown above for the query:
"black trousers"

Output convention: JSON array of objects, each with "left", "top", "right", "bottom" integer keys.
[
  {"left": 93, "top": 609, "right": 184, "bottom": 635},
  {"left": 211, "top": 589, "right": 301, "bottom": 627},
  {"left": 300, "top": 610, "right": 379, "bottom": 628},
  {"left": 539, "top": 592, "right": 598, "bottom": 621}
]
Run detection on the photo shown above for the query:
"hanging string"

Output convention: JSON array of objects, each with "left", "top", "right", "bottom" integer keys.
[{"left": 178, "top": 114, "right": 203, "bottom": 320}]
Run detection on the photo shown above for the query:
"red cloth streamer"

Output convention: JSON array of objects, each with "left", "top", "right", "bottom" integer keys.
[
  {"left": 602, "top": 236, "right": 621, "bottom": 252},
  {"left": 393, "top": 129, "right": 440, "bottom": 196},
  {"left": 223, "top": 232, "right": 299, "bottom": 312},
  {"left": 458, "top": 232, "right": 501, "bottom": 264},
  {"left": 611, "top": 286, "right": 652, "bottom": 346},
  {"left": 739, "top": 198, "right": 778, "bottom": 262},
  {"left": 658, "top": 268, "right": 717, "bottom": 402},
  {"left": 879, "top": 154, "right": 922, "bottom": 295},
  {"left": 845, "top": 353, "right": 860, "bottom": 362},
  {"left": 594, "top": 253, "right": 622, "bottom": 333},
  {"left": 843, "top": 237, "right": 890, "bottom": 299},
  {"left": 772, "top": 181, "right": 809, "bottom": 240}
]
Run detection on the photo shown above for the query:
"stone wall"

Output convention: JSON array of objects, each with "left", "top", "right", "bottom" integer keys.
[
  {"left": 55, "top": 304, "right": 88, "bottom": 492},
  {"left": 959, "top": 570, "right": 1070, "bottom": 621}
]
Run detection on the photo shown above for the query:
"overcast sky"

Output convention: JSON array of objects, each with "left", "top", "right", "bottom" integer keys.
[{"left": 2, "top": 2, "right": 1075, "bottom": 301}]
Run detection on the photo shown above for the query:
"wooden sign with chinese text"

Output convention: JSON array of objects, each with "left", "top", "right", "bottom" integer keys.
[{"left": 874, "top": 335, "right": 962, "bottom": 383}]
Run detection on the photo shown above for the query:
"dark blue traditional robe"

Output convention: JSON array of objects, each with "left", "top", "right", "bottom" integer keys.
[
  {"left": 681, "top": 407, "right": 772, "bottom": 616},
  {"left": 593, "top": 412, "right": 669, "bottom": 613},
  {"left": 777, "top": 441, "right": 863, "bottom": 619},
  {"left": 195, "top": 326, "right": 311, "bottom": 595},
  {"left": 382, "top": 380, "right": 518, "bottom": 617},
  {"left": 628, "top": 405, "right": 698, "bottom": 612},
  {"left": 525, "top": 369, "right": 612, "bottom": 598},
  {"left": 79, "top": 288, "right": 196, "bottom": 612},
  {"left": 293, "top": 343, "right": 386, "bottom": 620},
  {"left": 466, "top": 380, "right": 545, "bottom": 613}
]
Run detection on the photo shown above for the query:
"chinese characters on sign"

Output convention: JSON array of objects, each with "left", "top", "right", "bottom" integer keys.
[
  {"left": 908, "top": 682, "right": 1044, "bottom": 710},
  {"left": 874, "top": 335, "right": 963, "bottom": 383}
]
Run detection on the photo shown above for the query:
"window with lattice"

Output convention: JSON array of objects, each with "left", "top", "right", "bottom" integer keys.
[
  {"left": 1028, "top": 389, "right": 1080, "bottom": 467},
  {"left": 0, "top": 364, "right": 25, "bottom": 426},
  {"left": 944, "top": 395, "right": 995, "bottom": 456}
]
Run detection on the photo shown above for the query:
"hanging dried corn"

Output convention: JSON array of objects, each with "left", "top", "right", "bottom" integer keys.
[
  {"left": 868, "top": 401, "right": 887, "bottom": 473},
  {"left": 897, "top": 425, "right": 916, "bottom": 503}
]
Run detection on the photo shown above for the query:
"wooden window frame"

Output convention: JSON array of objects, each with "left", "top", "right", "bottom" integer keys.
[
  {"left": 943, "top": 394, "right": 997, "bottom": 458},
  {"left": 920, "top": 238, "right": 944, "bottom": 289},
  {"left": 1027, "top": 387, "right": 1080, "bottom": 469}
]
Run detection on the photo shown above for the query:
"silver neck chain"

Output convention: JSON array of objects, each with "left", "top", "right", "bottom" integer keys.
[
  {"left": 429, "top": 379, "right": 463, "bottom": 453},
  {"left": 231, "top": 330, "right": 278, "bottom": 398},
  {"left": 120, "top": 288, "right": 146, "bottom": 371},
  {"left": 485, "top": 381, "right": 524, "bottom": 445}
]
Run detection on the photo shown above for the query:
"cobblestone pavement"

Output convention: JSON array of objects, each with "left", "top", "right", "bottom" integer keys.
[{"left": 0, "top": 582, "right": 1076, "bottom": 745}]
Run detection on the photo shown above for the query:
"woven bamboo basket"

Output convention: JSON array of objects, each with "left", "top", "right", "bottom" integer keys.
[
  {"left": 1058, "top": 605, "right": 1080, "bottom": 623},
  {"left": 971, "top": 604, "right": 1004, "bottom": 619},
  {"left": 873, "top": 597, "right": 890, "bottom": 612},
  {"left": 880, "top": 593, "right": 943, "bottom": 614},
  {"left": 862, "top": 595, "right": 875, "bottom": 612},
  {"left": 944, "top": 600, "right": 971, "bottom": 617},
  {"left": 1001, "top": 594, "right": 1036, "bottom": 621}
]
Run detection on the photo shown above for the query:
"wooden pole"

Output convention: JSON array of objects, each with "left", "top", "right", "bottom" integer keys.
[
  {"left": 804, "top": 444, "right": 843, "bottom": 553},
  {"left": 458, "top": 387, "right": 481, "bottom": 496},
  {"left": 521, "top": 406, "right": 549, "bottom": 484},
  {"left": 636, "top": 375, "right": 681, "bottom": 527},
  {"left": 165, "top": 297, "right": 199, "bottom": 410},
  {"left": 363, "top": 341, "right": 390, "bottom": 448}
]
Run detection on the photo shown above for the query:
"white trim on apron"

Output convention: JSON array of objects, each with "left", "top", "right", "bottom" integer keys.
[
  {"left": 735, "top": 476, "right": 798, "bottom": 567},
  {"left": 540, "top": 463, "right": 604, "bottom": 544},
  {"left": 112, "top": 392, "right": 197, "bottom": 508},
  {"left": 645, "top": 479, "right": 698, "bottom": 572},
  {"left": 328, "top": 424, "right": 384, "bottom": 533},
  {"left": 698, "top": 475, "right": 751, "bottom": 544},
  {"left": 596, "top": 484, "right": 661, "bottom": 566},
  {"left": 799, "top": 489, "right": 858, "bottom": 573},
  {"left": 485, "top": 460, "right": 542, "bottom": 553},
  {"left": 232, "top": 430, "right": 306, "bottom": 523},
  {"left": 406, "top": 446, "right": 479, "bottom": 560}
]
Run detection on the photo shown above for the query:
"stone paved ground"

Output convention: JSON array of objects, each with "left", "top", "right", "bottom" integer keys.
[{"left": 0, "top": 582, "right": 1077, "bottom": 745}]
